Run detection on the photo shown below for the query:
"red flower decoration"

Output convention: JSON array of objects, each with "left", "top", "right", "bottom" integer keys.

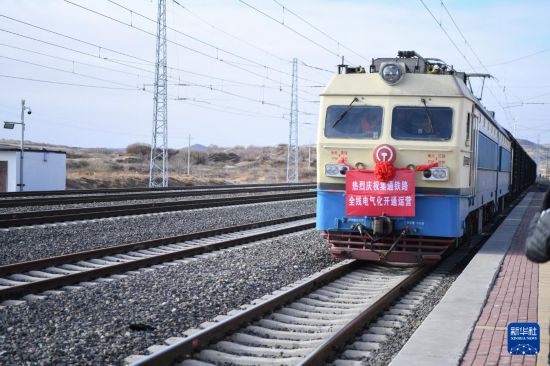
[{"left": 374, "top": 161, "right": 395, "bottom": 182}]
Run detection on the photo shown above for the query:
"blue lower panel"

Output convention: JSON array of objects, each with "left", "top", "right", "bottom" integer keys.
[{"left": 317, "top": 190, "right": 465, "bottom": 237}]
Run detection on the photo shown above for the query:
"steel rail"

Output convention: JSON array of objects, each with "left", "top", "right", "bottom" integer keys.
[
  {"left": 299, "top": 264, "right": 432, "bottom": 365},
  {"left": 0, "top": 213, "right": 314, "bottom": 277},
  {"left": 132, "top": 263, "right": 430, "bottom": 366},
  {"left": 132, "top": 260, "right": 361, "bottom": 366},
  {"left": 0, "top": 184, "right": 315, "bottom": 207},
  {"left": 0, "top": 216, "right": 315, "bottom": 301},
  {"left": 0, "top": 191, "right": 315, "bottom": 228},
  {"left": 0, "top": 182, "right": 314, "bottom": 198}
]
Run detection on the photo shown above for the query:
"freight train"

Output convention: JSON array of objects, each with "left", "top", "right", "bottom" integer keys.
[{"left": 316, "top": 51, "right": 536, "bottom": 264}]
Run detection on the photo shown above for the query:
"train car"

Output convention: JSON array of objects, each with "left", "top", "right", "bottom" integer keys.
[{"left": 316, "top": 51, "right": 536, "bottom": 264}]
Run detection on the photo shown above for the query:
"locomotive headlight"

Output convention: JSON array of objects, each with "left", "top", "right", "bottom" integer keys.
[
  {"left": 422, "top": 167, "right": 449, "bottom": 181},
  {"left": 325, "top": 163, "right": 348, "bottom": 178},
  {"left": 379, "top": 62, "right": 405, "bottom": 85}
]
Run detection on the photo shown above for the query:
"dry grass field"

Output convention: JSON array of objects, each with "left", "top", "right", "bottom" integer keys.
[
  {"left": 1, "top": 140, "right": 316, "bottom": 188},
  {"left": 2, "top": 138, "right": 543, "bottom": 189}
]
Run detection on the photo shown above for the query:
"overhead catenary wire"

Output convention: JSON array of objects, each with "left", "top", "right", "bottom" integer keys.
[
  {"left": 0, "top": 55, "right": 144, "bottom": 89},
  {"left": 0, "top": 40, "right": 318, "bottom": 97},
  {"left": 238, "top": 0, "right": 346, "bottom": 62},
  {"left": 0, "top": 14, "right": 148, "bottom": 64},
  {"left": 1, "top": 8, "right": 323, "bottom": 100},
  {"left": 0, "top": 7, "right": 320, "bottom": 129},
  {"left": 0, "top": 42, "right": 147, "bottom": 79},
  {"left": 438, "top": 0, "right": 528, "bottom": 128},
  {"left": 0, "top": 27, "right": 319, "bottom": 111},
  {"left": 0, "top": 74, "right": 142, "bottom": 90},
  {"left": 175, "top": 97, "right": 287, "bottom": 119},
  {"left": 418, "top": 0, "right": 514, "bottom": 127},
  {"left": 1, "top": 73, "right": 294, "bottom": 123},
  {"left": 271, "top": 0, "right": 370, "bottom": 65},
  {"left": 0, "top": 50, "right": 317, "bottom": 117},
  {"left": 65, "top": 0, "right": 326, "bottom": 85},
  {"left": 0, "top": 13, "right": 319, "bottom": 92},
  {"left": 172, "top": 82, "right": 317, "bottom": 116},
  {"left": 484, "top": 47, "right": 550, "bottom": 68},
  {"left": 439, "top": 0, "right": 521, "bottom": 105},
  {"left": 0, "top": 26, "right": 157, "bottom": 74},
  {"left": 170, "top": 0, "right": 286, "bottom": 63}
]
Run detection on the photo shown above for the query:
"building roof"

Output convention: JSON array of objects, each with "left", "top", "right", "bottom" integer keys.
[{"left": 0, "top": 144, "right": 66, "bottom": 154}]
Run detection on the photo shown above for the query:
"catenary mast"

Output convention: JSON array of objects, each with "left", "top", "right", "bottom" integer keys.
[
  {"left": 286, "top": 58, "right": 299, "bottom": 183},
  {"left": 149, "top": 0, "right": 168, "bottom": 187}
]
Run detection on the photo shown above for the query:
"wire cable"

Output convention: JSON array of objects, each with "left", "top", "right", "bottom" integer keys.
[
  {"left": 485, "top": 47, "right": 550, "bottom": 68},
  {"left": 0, "top": 73, "right": 142, "bottom": 90},
  {"left": 0, "top": 55, "right": 144, "bottom": 89},
  {"left": 0, "top": 42, "right": 147, "bottom": 79},
  {"left": 439, "top": 0, "right": 527, "bottom": 126},
  {"left": 272, "top": 0, "right": 369, "bottom": 64},
  {"left": 238, "top": 0, "right": 342, "bottom": 60},
  {"left": 0, "top": 12, "right": 314, "bottom": 88},
  {"left": 0, "top": 25, "right": 321, "bottom": 106},
  {"left": 419, "top": 0, "right": 513, "bottom": 126},
  {"left": 67, "top": 0, "right": 325, "bottom": 85},
  {"left": 170, "top": 0, "right": 286, "bottom": 63}
]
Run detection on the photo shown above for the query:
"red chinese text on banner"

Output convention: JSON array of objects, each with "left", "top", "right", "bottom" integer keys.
[{"left": 345, "top": 169, "right": 415, "bottom": 217}]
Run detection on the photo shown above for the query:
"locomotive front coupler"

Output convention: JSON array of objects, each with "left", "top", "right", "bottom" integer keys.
[
  {"left": 381, "top": 228, "right": 408, "bottom": 260},
  {"left": 372, "top": 215, "right": 393, "bottom": 236},
  {"left": 351, "top": 223, "right": 375, "bottom": 242},
  {"left": 351, "top": 223, "right": 382, "bottom": 255}
]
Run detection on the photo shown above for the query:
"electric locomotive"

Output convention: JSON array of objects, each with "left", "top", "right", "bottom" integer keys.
[{"left": 316, "top": 51, "right": 536, "bottom": 264}]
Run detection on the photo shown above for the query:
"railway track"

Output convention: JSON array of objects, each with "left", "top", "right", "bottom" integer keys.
[
  {"left": 128, "top": 261, "right": 431, "bottom": 366},
  {"left": 0, "top": 214, "right": 315, "bottom": 303},
  {"left": 126, "top": 192, "right": 528, "bottom": 366},
  {"left": 0, "top": 191, "right": 315, "bottom": 228},
  {"left": 0, "top": 183, "right": 315, "bottom": 208},
  {"left": 0, "top": 183, "right": 314, "bottom": 198}
]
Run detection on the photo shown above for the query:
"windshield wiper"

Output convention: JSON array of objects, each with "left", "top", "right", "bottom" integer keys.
[
  {"left": 331, "top": 97, "right": 359, "bottom": 128},
  {"left": 420, "top": 98, "right": 434, "bottom": 132}
]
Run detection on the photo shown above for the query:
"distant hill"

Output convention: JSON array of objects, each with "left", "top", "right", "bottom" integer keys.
[
  {"left": 517, "top": 139, "right": 548, "bottom": 176},
  {"left": 191, "top": 144, "right": 208, "bottom": 152},
  {"left": 517, "top": 139, "right": 537, "bottom": 150}
]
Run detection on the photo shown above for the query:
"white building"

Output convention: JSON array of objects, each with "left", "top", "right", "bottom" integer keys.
[{"left": 0, "top": 145, "right": 66, "bottom": 192}]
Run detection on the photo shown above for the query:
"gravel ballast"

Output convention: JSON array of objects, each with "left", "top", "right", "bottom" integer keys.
[
  {"left": 0, "top": 198, "right": 315, "bottom": 265},
  {"left": 0, "top": 189, "right": 311, "bottom": 215},
  {"left": 0, "top": 229, "right": 338, "bottom": 365}
]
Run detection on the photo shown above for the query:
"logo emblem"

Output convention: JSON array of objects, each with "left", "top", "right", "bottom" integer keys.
[
  {"left": 373, "top": 144, "right": 397, "bottom": 164},
  {"left": 508, "top": 322, "right": 540, "bottom": 355}
]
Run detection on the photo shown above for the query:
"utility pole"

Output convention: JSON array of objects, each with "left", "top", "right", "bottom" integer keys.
[
  {"left": 3, "top": 99, "right": 31, "bottom": 191},
  {"left": 535, "top": 133, "right": 542, "bottom": 176},
  {"left": 187, "top": 134, "right": 191, "bottom": 175},
  {"left": 149, "top": 0, "right": 168, "bottom": 187},
  {"left": 286, "top": 58, "right": 299, "bottom": 183},
  {"left": 19, "top": 100, "right": 25, "bottom": 192},
  {"left": 546, "top": 144, "right": 549, "bottom": 178}
]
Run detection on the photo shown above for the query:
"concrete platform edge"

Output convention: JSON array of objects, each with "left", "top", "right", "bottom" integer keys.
[{"left": 389, "top": 192, "right": 534, "bottom": 366}]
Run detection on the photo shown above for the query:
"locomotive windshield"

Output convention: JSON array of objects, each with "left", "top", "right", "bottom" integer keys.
[
  {"left": 391, "top": 106, "right": 452, "bottom": 141},
  {"left": 325, "top": 106, "right": 383, "bottom": 139}
]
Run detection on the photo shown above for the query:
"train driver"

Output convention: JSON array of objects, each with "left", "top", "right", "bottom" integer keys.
[{"left": 360, "top": 116, "right": 381, "bottom": 138}]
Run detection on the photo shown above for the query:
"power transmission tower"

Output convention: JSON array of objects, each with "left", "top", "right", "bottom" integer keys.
[
  {"left": 149, "top": 0, "right": 168, "bottom": 187},
  {"left": 286, "top": 58, "right": 299, "bottom": 183}
]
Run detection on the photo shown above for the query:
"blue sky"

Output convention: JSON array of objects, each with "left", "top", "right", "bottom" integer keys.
[{"left": 0, "top": 0, "right": 549, "bottom": 148}]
